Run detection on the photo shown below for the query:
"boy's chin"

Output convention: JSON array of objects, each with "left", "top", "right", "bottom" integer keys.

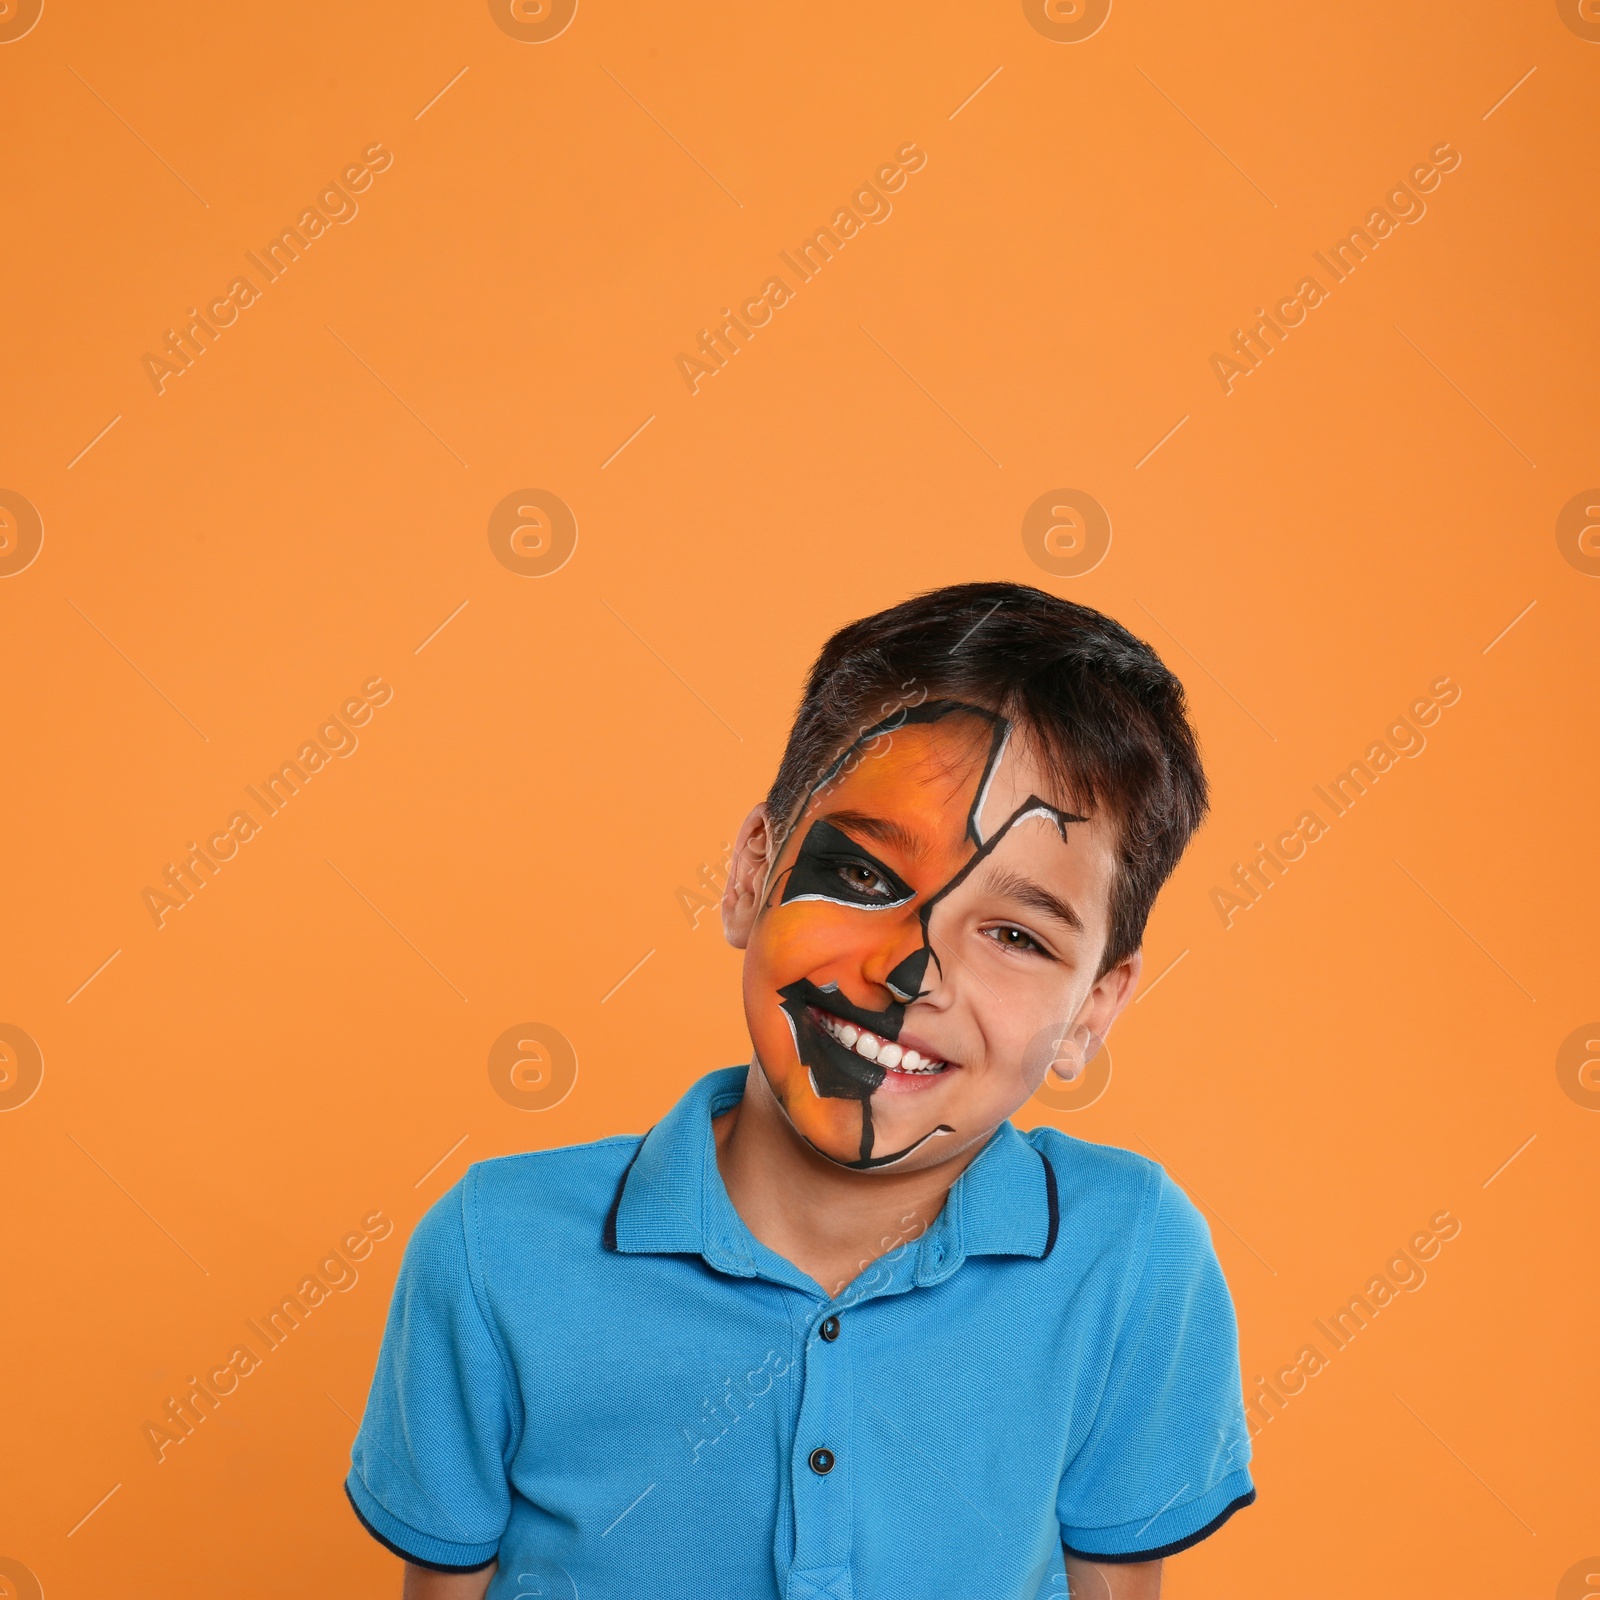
[
  {"left": 757, "top": 1059, "right": 965, "bottom": 1172},
  {"left": 762, "top": 1070, "right": 871, "bottom": 1164}
]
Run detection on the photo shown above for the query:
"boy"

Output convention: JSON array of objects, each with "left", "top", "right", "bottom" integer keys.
[{"left": 346, "top": 582, "right": 1255, "bottom": 1599}]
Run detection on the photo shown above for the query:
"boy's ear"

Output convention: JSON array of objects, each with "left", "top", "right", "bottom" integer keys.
[
  {"left": 722, "top": 805, "right": 775, "bottom": 950},
  {"left": 1088, "top": 948, "right": 1142, "bottom": 1042},
  {"left": 1050, "top": 948, "right": 1143, "bottom": 1081}
]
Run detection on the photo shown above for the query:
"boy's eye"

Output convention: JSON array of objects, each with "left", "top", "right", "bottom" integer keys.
[
  {"left": 986, "top": 925, "right": 1045, "bottom": 955},
  {"left": 835, "top": 861, "right": 893, "bottom": 898},
  {"left": 780, "top": 818, "right": 915, "bottom": 909}
]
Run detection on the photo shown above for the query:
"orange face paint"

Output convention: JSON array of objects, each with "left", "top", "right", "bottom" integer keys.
[{"left": 744, "top": 700, "right": 1087, "bottom": 1169}]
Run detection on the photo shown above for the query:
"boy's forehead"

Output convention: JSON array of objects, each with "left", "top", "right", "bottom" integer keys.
[
  {"left": 810, "top": 715, "right": 987, "bottom": 830},
  {"left": 973, "top": 728, "right": 1080, "bottom": 843},
  {"left": 793, "top": 707, "right": 1080, "bottom": 856}
]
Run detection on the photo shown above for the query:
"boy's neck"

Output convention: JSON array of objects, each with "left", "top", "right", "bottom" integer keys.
[{"left": 712, "top": 1065, "right": 991, "bottom": 1300}]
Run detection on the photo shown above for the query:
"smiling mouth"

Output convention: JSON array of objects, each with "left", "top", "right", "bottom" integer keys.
[
  {"left": 809, "top": 1007, "right": 951, "bottom": 1076},
  {"left": 775, "top": 981, "right": 956, "bottom": 1166}
]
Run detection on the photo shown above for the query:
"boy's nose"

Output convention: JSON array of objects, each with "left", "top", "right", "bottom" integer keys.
[
  {"left": 860, "top": 913, "right": 932, "bottom": 1004},
  {"left": 884, "top": 946, "right": 930, "bottom": 1003}
]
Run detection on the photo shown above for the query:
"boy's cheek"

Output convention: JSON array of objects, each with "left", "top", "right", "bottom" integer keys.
[
  {"left": 1018, "top": 1021, "right": 1069, "bottom": 1093},
  {"left": 763, "top": 1058, "right": 871, "bottom": 1161},
  {"left": 981, "top": 1031, "right": 1064, "bottom": 1125},
  {"left": 745, "top": 902, "right": 878, "bottom": 987},
  {"left": 793, "top": 1099, "right": 858, "bottom": 1153},
  {"left": 740, "top": 950, "right": 804, "bottom": 1087}
]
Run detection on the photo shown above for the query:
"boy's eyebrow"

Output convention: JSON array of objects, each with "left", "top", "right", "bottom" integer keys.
[
  {"left": 980, "top": 865, "right": 1084, "bottom": 933},
  {"left": 822, "top": 809, "right": 927, "bottom": 861}
]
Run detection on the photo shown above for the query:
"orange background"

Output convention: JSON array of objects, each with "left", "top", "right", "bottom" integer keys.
[{"left": 2, "top": 0, "right": 1597, "bottom": 1594}]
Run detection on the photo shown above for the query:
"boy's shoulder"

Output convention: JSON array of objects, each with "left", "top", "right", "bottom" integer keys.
[
  {"left": 465, "top": 1131, "right": 643, "bottom": 1207},
  {"left": 432, "top": 1133, "right": 645, "bottom": 1250},
  {"left": 1019, "top": 1123, "right": 1211, "bottom": 1253},
  {"left": 472, "top": 1130, "right": 645, "bottom": 1170},
  {"left": 1021, "top": 1121, "right": 1161, "bottom": 1193}
]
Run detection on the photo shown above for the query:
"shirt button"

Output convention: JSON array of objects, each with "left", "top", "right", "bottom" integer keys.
[
  {"left": 808, "top": 1447, "right": 836, "bottom": 1476},
  {"left": 819, "top": 1315, "right": 840, "bottom": 1342}
]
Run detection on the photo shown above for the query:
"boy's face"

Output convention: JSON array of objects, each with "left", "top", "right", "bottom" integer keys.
[{"left": 729, "top": 700, "right": 1137, "bottom": 1172}]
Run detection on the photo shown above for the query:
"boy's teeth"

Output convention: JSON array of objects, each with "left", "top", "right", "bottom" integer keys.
[{"left": 816, "top": 1009, "right": 945, "bottom": 1073}]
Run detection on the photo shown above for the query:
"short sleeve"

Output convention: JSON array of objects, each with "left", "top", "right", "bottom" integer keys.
[
  {"left": 1057, "top": 1170, "right": 1255, "bottom": 1562},
  {"left": 345, "top": 1174, "right": 518, "bottom": 1571}
]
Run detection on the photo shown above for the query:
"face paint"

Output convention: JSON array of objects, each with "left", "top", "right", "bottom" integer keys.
[
  {"left": 744, "top": 699, "right": 1096, "bottom": 1171},
  {"left": 780, "top": 819, "right": 916, "bottom": 912}
]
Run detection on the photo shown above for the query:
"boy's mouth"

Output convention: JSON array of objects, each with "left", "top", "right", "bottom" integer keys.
[
  {"left": 775, "top": 978, "right": 957, "bottom": 1166},
  {"left": 809, "top": 1007, "right": 950, "bottom": 1076}
]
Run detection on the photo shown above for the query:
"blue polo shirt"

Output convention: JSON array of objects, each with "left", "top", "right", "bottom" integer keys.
[{"left": 346, "top": 1067, "right": 1254, "bottom": 1596}]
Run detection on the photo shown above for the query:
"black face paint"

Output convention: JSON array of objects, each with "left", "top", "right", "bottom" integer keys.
[
  {"left": 884, "top": 946, "right": 930, "bottom": 1003},
  {"left": 779, "top": 819, "right": 914, "bottom": 909},
  {"left": 777, "top": 978, "right": 951, "bottom": 1167},
  {"left": 765, "top": 699, "right": 1090, "bottom": 1171}
]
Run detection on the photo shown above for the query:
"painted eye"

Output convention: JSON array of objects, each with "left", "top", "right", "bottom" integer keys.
[{"left": 836, "top": 861, "right": 893, "bottom": 897}]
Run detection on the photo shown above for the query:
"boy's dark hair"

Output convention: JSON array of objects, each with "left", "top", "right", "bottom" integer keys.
[{"left": 765, "top": 581, "right": 1208, "bottom": 975}]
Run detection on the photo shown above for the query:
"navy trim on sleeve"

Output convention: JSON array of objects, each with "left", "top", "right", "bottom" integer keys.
[
  {"left": 1063, "top": 1487, "right": 1256, "bottom": 1565},
  {"left": 1039, "top": 1151, "right": 1060, "bottom": 1259},
  {"left": 344, "top": 1483, "right": 497, "bottom": 1574}
]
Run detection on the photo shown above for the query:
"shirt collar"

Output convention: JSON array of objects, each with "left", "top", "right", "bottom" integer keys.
[
  {"left": 607, "top": 1066, "right": 1059, "bottom": 1286},
  {"left": 605, "top": 1066, "right": 759, "bottom": 1273}
]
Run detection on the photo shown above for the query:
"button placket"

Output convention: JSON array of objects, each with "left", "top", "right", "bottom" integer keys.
[{"left": 786, "top": 1298, "right": 855, "bottom": 1594}]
